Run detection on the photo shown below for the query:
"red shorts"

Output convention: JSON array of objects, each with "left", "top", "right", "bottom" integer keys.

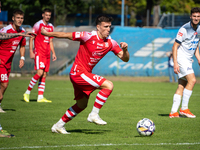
[
  {"left": 34, "top": 54, "right": 50, "bottom": 72},
  {"left": 0, "top": 65, "right": 10, "bottom": 83},
  {"left": 70, "top": 71, "right": 106, "bottom": 100}
]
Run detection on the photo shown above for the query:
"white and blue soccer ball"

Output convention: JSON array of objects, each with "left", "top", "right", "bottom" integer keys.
[{"left": 136, "top": 118, "right": 155, "bottom": 136}]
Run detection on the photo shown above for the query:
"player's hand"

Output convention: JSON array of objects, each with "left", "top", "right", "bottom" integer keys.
[
  {"left": 173, "top": 62, "right": 180, "bottom": 74},
  {"left": 41, "top": 27, "right": 48, "bottom": 36},
  {"left": 52, "top": 53, "right": 57, "bottom": 61},
  {"left": 19, "top": 59, "right": 24, "bottom": 68},
  {"left": 120, "top": 42, "right": 128, "bottom": 51},
  {"left": 19, "top": 32, "right": 36, "bottom": 37}
]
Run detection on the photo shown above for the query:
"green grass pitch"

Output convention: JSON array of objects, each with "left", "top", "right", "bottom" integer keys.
[{"left": 0, "top": 77, "right": 200, "bottom": 150}]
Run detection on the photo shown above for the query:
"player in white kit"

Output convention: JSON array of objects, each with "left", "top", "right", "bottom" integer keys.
[{"left": 169, "top": 7, "right": 200, "bottom": 118}]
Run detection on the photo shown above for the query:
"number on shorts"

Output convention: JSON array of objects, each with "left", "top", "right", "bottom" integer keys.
[
  {"left": 40, "top": 62, "right": 45, "bottom": 68},
  {"left": 93, "top": 75, "right": 103, "bottom": 82},
  {"left": 1, "top": 74, "right": 8, "bottom": 81}
]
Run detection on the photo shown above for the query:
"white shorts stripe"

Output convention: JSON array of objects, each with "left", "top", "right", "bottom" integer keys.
[
  {"left": 36, "top": 55, "right": 39, "bottom": 70},
  {"left": 97, "top": 93, "right": 107, "bottom": 100},
  {"left": 80, "top": 73, "right": 100, "bottom": 88}
]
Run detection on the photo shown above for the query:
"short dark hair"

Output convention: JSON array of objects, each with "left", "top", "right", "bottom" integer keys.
[
  {"left": 13, "top": 9, "right": 24, "bottom": 17},
  {"left": 191, "top": 7, "right": 200, "bottom": 15},
  {"left": 96, "top": 15, "right": 113, "bottom": 25},
  {"left": 43, "top": 8, "right": 52, "bottom": 14}
]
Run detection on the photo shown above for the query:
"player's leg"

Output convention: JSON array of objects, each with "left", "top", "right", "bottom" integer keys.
[
  {"left": 51, "top": 96, "right": 87, "bottom": 134},
  {"left": 23, "top": 69, "right": 43, "bottom": 102},
  {"left": 0, "top": 82, "right": 8, "bottom": 113},
  {"left": 24, "top": 55, "right": 45, "bottom": 102},
  {"left": 37, "top": 56, "right": 51, "bottom": 102},
  {"left": 87, "top": 79, "right": 113, "bottom": 125},
  {"left": 0, "top": 123, "right": 15, "bottom": 138},
  {"left": 0, "top": 67, "right": 9, "bottom": 113},
  {"left": 37, "top": 71, "right": 51, "bottom": 102},
  {"left": 169, "top": 78, "right": 186, "bottom": 118},
  {"left": 179, "top": 73, "right": 196, "bottom": 118}
]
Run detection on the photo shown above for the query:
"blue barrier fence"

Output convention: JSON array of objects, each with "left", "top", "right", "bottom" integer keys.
[{"left": 60, "top": 26, "right": 200, "bottom": 77}]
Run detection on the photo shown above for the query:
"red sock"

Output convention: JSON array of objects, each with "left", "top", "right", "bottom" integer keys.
[
  {"left": 27, "top": 74, "right": 40, "bottom": 91},
  {"left": 38, "top": 77, "right": 46, "bottom": 96},
  {"left": 94, "top": 89, "right": 112, "bottom": 109},
  {"left": 62, "top": 104, "right": 84, "bottom": 123}
]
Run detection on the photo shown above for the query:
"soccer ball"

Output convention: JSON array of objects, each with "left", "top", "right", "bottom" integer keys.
[{"left": 136, "top": 118, "right": 155, "bottom": 136}]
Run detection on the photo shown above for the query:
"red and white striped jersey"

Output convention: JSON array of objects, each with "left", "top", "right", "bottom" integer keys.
[
  {"left": 32, "top": 20, "right": 54, "bottom": 56},
  {"left": 0, "top": 24, "right": 26, "bottom": 68},
  {"left": 71, "top": 30, "right": 122, "bottom": 73}
]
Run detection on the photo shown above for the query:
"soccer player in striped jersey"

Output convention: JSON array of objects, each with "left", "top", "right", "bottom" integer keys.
[
  {"left": 23, "top": 8, "right": 57, "bottom": 103},
  {"left": 41, "top": 15, "right": 130, "bottom": 134},
  {"left": 169, "top": 7, "right": 200, "bottom": 118}
]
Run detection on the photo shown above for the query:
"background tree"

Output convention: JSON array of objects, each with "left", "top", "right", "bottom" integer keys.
[{"left": 2, "top": 0, "right": 200, "bottom": 27}]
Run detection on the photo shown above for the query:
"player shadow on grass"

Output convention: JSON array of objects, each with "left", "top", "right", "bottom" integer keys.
[
  {"left": 21, "top": 99, "right": 37, "bottom": 102},
  {"left": 2, "top": 108, "right": 16, "bottom": 111},
  {"left": 67, "top": 129, "right": 111, "bottom": 134},
  {"left": 158, "top": 114, "right": 169, "bottom": 116},
  {"left": 158, "top": 114, "right": 187, "bottom": 118}
]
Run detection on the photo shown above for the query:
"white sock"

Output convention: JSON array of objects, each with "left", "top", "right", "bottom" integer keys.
[
  {"left": 56, "top": 118, "right": 65, "bottom": 127},
  {"left": 91, "top": 106, "right": 99, "bottom": 115},
  {"left": 181, "top": 88, "right": 192, "bottom": 110},
  {"left": 25, "top": 90, "right": 31, "bottom": 94},
  {"left": 37, "top": 95, "right": 43, "bottom": 100},
  {"left": 171, "top": 94, "right": 181, "bottom": 113}
]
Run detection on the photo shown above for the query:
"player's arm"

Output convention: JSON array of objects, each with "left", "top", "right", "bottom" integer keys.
[
  {"left": 195, "top": 45, "right": 200, "bottom": 65},
  {"left": 41, "top": 27, "right": 73, "bottom": 40},
  {"left": 29, "top": 36, "right": 35, "bottom": 59},
  {"left": 19, "top": 46, "right": 25, "bottom": 68},
  {"left": 18, "top": 32, "right": 36, "bottom": 37},
  {"left": 0, "top": 32, "right": 36, "bottom": 40},
  {"left": 172, "top": 41, "right": 180, "bottom": 74},
  {"left": 50, "top": 38, "right": 57, "bottom": 61},
  {"left": 116, "top": 42, "right": 129, "bottom": 62}
]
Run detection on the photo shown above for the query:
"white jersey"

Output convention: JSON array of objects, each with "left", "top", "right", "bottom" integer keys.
[{"left": 175, "top": 21, "right": 200, "bottom": 61}]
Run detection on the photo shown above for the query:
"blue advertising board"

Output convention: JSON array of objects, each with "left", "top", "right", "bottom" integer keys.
[
  {"left": 0, "top": 11, "right": 8, "bottom": 22},
  {"left": 60, "top": 26, "right": 200, "bottom": 77}
]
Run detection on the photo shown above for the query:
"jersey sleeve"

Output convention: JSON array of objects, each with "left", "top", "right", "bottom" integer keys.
[
  {"left": 72, "top": 31, "right": 91, "bottom": 42},
  {"left": 32, "top": 22, "right": 40, "bottom": 34},
  {"left": 0, "top": 27, "right": 6, "bottom": 33},
  {"left": 175, "top": 27, "right": 187, "bottom": 44},
  {"left": 20, "top": 37, "right": 26, "bottom": 46},
  {"left": 111, "top": 39, "right": 122, "bottom": 55}
]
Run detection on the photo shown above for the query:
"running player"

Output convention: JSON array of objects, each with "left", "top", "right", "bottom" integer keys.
[
  {"left": 23, "top": 8, "right": 57, "bottom": 103},
  {"left": 169, "top": 7, "right": 200, "bottom": 118},
  {"left": 41, "top": 15, "right": 130, "bottom": 134}
]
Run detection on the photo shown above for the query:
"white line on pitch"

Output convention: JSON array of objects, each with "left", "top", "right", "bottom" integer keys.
[{"left": 0, "top": 142, "right": 200, "bottom": 149}]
